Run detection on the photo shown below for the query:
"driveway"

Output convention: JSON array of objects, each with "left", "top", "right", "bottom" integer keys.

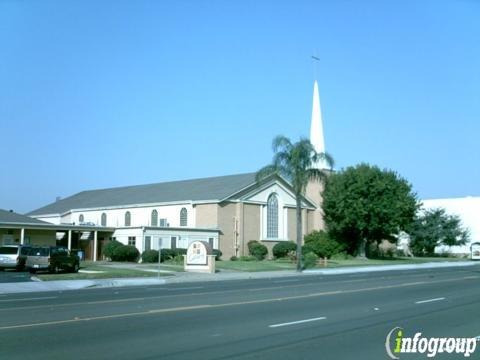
[{"left": 0, "top": 269, "right": 33, "bottom": 283}]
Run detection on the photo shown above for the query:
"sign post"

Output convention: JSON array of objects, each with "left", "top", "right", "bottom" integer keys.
[{"left": 158, "top": 238, "right": 162, "bottom": 280}]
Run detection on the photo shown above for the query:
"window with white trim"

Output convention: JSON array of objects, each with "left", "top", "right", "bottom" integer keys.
[
  {"left": 128, "top": 236, "right": 136, "bottom": 246},
  {"left": 79, "top": 214, "right": 84, "bottom": 223},
  {"left": 101, "top": 213, "right": 107, "bottom": 226},
  {"left": 125, "top": 211, "right": 131, "bottom": 227},
  {"left": 267, "top": 194, "right": 279, "bottom": 238}
]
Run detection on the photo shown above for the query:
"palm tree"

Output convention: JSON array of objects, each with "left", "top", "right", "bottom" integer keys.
[{"left": 256, "top": 135, "right": 334, "bottom": 271}]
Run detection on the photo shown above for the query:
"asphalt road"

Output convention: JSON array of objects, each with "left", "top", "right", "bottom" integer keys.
[{"left": 1, "top": 266, "right": 480, "bottom": 360}]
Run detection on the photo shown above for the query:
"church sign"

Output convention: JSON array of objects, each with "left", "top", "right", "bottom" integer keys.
[{"left": 184, "top": 241, "right": 216, "bottom": 273}]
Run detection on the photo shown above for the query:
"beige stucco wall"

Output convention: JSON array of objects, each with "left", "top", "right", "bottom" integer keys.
[
  {"left": 241, "top": 203, "right": 261, "bottom": 257},
  {"left": 216, "top": 202, "right": 238, "bottom": 260},
  {"left": 305, "top": 180, "right": 326, "bottom": 231},
  {"left": 195, "top": 203, "right": 218, "bottom": 228}
]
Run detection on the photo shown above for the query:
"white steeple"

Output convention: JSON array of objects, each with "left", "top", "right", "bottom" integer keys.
[{"left": 310, "top": 80, "right": 328, "bottom": 169}]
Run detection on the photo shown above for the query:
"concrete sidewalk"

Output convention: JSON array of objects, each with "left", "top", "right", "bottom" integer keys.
[{"left": 0, "top": 261, "right": 477, "bottom": 294}]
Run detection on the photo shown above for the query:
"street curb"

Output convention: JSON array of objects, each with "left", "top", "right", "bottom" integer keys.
[{"left": 303, "top": 261, "right": 477, "bottom": 275}]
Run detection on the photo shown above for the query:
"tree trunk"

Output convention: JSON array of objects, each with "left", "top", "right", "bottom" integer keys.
[
  {"left": 357, "top": 238, "right": 367, "bottom": 259},
  {"left": 296, "top": 195, "right": 303, "bottom": 272}
]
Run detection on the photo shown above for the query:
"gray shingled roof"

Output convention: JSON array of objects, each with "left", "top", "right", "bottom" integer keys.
[
  {"left": 0, "top": 209, "right": 50, "bottom": 225},
  {"left": 28, "top": 172, "right": 258, "bottom": 216}
]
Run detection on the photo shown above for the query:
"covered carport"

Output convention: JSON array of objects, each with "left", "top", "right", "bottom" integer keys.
[{"left": 0, "top": 209, "right": 114, "bottom": 261}]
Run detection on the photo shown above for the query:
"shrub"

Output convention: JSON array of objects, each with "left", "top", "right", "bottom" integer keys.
[
  {"left": 247, "top": 240, "right": 268, "bottom": 260},
  {"left": 272, "top": 241, "right": 297, "bottom": 259},
  {"left": 212, "top": 249, "right": 222, "bottom": 261},
  {"left": 160, "top": 249, "right": 176, "bottom": 262},
  {"left": 303, "top": 252, "right": 319, "bottom": 269},
  {"left": 104, "top": 240, "right": 124, "bottom": 260},
  {"left": 230, "top": 256, "right": 238, "bottom": 261},
  {"left": 304, "top": 230, "right": 344, "bottom": 259},
  {"left": 112, "top": 245, "right": 140, "bottom": 262},
  {"left": 141, "top": 249, "right": 159, "bottom": 263},
  {"left": 174, "top": 248, "right": 187, "bottom": 256}
]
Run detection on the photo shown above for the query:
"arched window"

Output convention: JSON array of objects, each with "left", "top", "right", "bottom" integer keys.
[
  {"left": 151, "top": 210, "right": 158, "bottom": 226},
  {"left": 180, "top": 208, "right": 187, "bottom": 227},
  {"left": 125, "top": 211, "right": 131, "bottom": 227},
  {"left": 79, "top": 214, "right": 84, "bottom": 223},
  {"left": 267, "top": 194, "right": 278, "bottom": 238},
  {"left": 101, "top": 213, "right": 107, "bottom": 226}
]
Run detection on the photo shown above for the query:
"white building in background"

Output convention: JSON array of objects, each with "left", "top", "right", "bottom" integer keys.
[{"left": 421, "top": 196, "right": 480, "bottom": 255}]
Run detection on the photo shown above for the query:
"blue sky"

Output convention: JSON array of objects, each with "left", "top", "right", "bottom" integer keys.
[{"left": 1, "top": 0, "right": 479, "bottom": 213}]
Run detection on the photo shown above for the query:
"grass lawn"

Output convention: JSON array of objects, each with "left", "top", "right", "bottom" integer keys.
[
  {"left": 211, "top": 256, "right": 469, "bottom": 272},
  {"left": 35, "top": 262, "right": 171, "bottom": 281}
]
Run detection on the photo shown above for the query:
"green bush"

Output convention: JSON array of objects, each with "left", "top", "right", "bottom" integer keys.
[
  {"left": 303, "top": 252, "right": 319, "bottom": 269},
  {"left": 230, "top": 256, "right": 238, "bottom": 261},
  {"left": 247, "top": 240, "right": 268, "bottom": 260},
  {"left": 104, "top": 240, "right": 124, "bottom": 260},
  {"left": 304, "top": 230, "right": 344, "bottom": 259},
  {"left": 160, "top": 249, "right": 176, "bottom": 262},
  {"left": 112, "top": 245, "right": 140, "bottom": 262},
  {"left": 141, "top": 249, "right": 159, "bottom": 263},
  {"left": 212, "top": 249, "right": 222, "bottom": 261},
  {"left": 272, "top": 241, "right": 297, "bottom": 259}
]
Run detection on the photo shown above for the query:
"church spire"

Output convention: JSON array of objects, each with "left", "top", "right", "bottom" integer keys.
[{"left": 310, "top": 80, "right": 328, "bottom": 169}]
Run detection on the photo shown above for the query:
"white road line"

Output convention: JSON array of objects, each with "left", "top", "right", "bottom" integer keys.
[
  {"left": 269, "top": 317, "right": 326, "bottom": 328},
  {"left": 415, "top": 297, "right": 445, "bottom": 304},
  {"left": 0, "top": 296, "right": 57, "bottom": 303},
  {"left": 273, "top": 279, "right": 300, "bottom": 284}
]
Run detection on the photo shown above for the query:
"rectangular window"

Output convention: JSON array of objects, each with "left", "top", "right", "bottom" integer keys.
[
  {"left": 208, "top": 237, "right": 214, "bottom": 249},
  {"left": 170, "top": 236, "right": 177, "bottom": 250},
  {"left": 144, "top": 236, "right": 151, "bottom": 251},
  {"left": 128, "top": 236, "right": 136, "bottom": 246},
  {"left": 159, "top": 218, "right": 168, "bottom": 227}
]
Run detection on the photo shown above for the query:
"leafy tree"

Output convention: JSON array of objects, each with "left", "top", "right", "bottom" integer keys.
[
  {"left": 322, "top": 163, "right": 418, "bottom": 258},
  {"left": 256, "top": 135, "right": 333, "bottom": 271},
  {"left": 409, "top": 208, "right": 469, "bottom": 256}
]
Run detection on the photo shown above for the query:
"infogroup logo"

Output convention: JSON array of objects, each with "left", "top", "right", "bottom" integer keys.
[{"left": 385, "top": 327, "right": 478, "bottom": 359}]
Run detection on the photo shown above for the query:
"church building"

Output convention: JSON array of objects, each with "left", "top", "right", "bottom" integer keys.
[{"left": 25, "top": 81, "right": 329, "bottom": 261}]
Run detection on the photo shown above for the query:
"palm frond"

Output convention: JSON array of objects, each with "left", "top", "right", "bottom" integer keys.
[
  {"left": 255, "top": 165, "right": 278, "bottom": 183},
  {"left": 272, "top": 135, "right": 292, "bottom": 153}
]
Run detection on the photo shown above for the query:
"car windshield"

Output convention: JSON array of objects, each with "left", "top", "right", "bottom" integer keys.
[
  {"left": 29, "top": 248, "right": 50, "bottom": 256},
  {"left": 20, "top": 247, "right": 31, "bottom": 255},
  {"left": 0, "top": 247, "right": 18, "bottom": 255}
]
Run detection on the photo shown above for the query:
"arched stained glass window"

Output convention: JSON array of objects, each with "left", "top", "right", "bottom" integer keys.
[
  {"left": 151, "top": 210, "right": 158, "bottom": 226},
  {"left": 267, "top": 194, "right": 278, "bottom": 238},
  {"left": 180, "top": 208, "right": 187, "bottom": 227},
  {"left": 79, "top": 214, "right": 84, "bottom": 223},
  {"left": 125, "top": 211, "right": 131, "bottom": 227},
  {"left": 101, "top": 213, "right": 107, "bottom": 226}
]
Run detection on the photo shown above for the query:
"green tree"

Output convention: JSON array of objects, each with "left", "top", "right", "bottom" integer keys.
[
  {"left": 409, "top": 208, "right": 469, "bottom": 256},
  {"left": 322, "top": 163, "right": 418, "bottom": 258},
  {"left": 256, "top": 135, "right": 333, "bottom": 271}
]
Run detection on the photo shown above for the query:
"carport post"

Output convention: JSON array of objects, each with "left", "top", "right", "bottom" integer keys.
[
  {"left": 93, "top": 231, "right": 98, "bottom": 262},
  {"left": 67, "top": 230, "right": 72, "bottom": 250},
  {"left": 20, "top": 228, "right": 25, "bottom": 245}
]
